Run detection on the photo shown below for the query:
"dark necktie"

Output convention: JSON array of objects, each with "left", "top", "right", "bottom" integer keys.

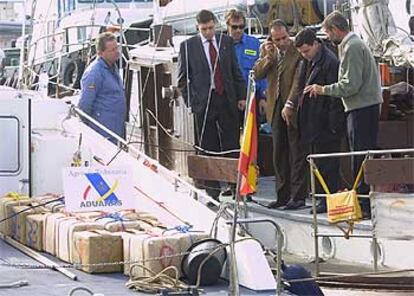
[
  {"left": 276, "top": 51, "right": 285, "bottom": 97},
  {"left": 208, "top": 40, "right": 224, "bottom": 96}
]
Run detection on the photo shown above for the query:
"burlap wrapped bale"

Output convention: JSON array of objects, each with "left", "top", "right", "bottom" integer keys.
[
  {"left": 0, "top": 193, "right": 31, "bottom": 236},
  {"left": 10, "top": 205, "right": 39, "bottom": 244},
  {"left": 26, "top": 213, "right": 48, "bottom": 251},
  {"left": 128, "top": 232, "right": 184, "bottom": 278},
  {"left": 43, "top": 213, "right": 71, "bottom": 255},
  {"left": 72, "top": 230, "right": 123, "bottom": 273},
  {"left": 94, "top": 215, "right": 141, "bottom": 232},
  {"left": 56, "top": 219, "right": 103, "bottom": 263}
]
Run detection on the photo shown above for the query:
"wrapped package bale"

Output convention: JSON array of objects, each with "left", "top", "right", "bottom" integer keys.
[
  {"left": 43, "top": 213, "right": 72, "bottom": 255},
  {"left": 56, "top": 219, "right": 104, "bottom": 263},
  {"left": 120, "top": 230, "right": 151, "bottom": 276},
  {"left": 31, "top": 194, "right": 62, "bottom": 212},
  {"left": 72, "top": 230, "right": 123, "bottom": 273},
  {"left": 0, "top": 193, "right": 31, "bottom": 236},
  {"left": 10, "top": 205, "right": 39, "bottom": 244},
  {"left": 44, "top": 200, "right": 65, "bottom": 213},
  {"left": 53, "top": 216, "right": 80, "bottom": 261},
  {"left": 120, "top": 210, "right": 165, "bottom": 228},
  {"left": 94, "top": 213, "right": 142, "bottom": 232},
  {"left": 128, "top": 232, "right": 189, "bottom": 278},
  {"left": 26, "top": 213, "right": 48, "bottom": 251},
  {"left": 160, "top": 228, "right": 210, "bottom": 276},
  {"left": 73, "top": 211, "right": 104, "bottom": 220}
]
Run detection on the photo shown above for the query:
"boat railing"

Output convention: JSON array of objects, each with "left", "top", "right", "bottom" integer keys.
[
  {"left": 226, "top": 218, "right": 284, "bottom": 295},
  {"left": 307, "top": 148, "right": 414, "bottom": 276}
]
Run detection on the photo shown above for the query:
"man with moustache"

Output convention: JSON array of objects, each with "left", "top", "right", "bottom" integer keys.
[
  {"left": 253, "top": 20, "right": 305, "bottom": 210},
  {"left": 79, "top": 32, "right": 126, "bottom": 144}
]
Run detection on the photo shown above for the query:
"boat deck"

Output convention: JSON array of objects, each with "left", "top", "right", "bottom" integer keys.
[{"left": 0, "top": 237, "right": 286, "bottom": 296}]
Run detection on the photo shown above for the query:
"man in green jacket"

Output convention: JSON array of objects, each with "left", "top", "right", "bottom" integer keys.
[{"left": 305, "top": 12, "right": 383, "bottom": 217}]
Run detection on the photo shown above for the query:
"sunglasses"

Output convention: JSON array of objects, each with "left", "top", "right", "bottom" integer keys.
[{"left": 230, "top": 25, "right": 245, "bottom": 30}]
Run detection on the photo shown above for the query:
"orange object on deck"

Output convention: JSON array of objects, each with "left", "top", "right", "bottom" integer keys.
[{"left": 379, "top": 62, "right": 391, "bottom": 86}]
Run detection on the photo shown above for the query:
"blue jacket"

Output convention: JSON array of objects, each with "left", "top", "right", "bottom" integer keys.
[
  {"left": 234, "top": 33, "right": 267, "bottom": 100},
  {"left": 78, "top": 57, "right": 126, "bottom": 142}
]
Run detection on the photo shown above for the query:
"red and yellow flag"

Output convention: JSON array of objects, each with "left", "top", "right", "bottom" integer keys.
[{"left": 238, "top": 83, "right": 258, "bottom": 196}]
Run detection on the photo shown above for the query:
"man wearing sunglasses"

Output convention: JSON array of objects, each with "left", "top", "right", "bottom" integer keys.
[{"left": 225, "top": 9, "right": 267, "bottom": 116}]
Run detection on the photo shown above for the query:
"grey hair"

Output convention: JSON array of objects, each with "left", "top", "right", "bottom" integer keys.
[
  {"left": 322, "top": 11, "right": 350, "bottom": 32},
  {"left": 96, "top": 32, "right": 117, "bottom": 53}
]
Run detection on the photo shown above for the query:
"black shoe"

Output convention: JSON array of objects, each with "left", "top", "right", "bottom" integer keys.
[
  {"left": 206, "top": 188, "right": 220, "bottom": 200},
  {"left": 362, "top": 210, "right": 371, "bottom": 220},
  {"left": 310, "top": 202, "right": 327, "bottom": 214},
  {"left": 245, "top": 195, "right": 253, "bottom": 202},
  {"left": 283, "top": 200, "right": 306, "bottom": 210},
  {"left": 221, "top": 188, "right": 234, "bottom": 197},
  {"left": 206, "top": 201, "right": 219, "bottom": 211},
  {"left": 267, "top": 201, "right": 286, "bottom": 209}
]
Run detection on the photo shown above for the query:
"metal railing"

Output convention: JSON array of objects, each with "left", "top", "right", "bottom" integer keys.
[
  {"left": 226, "top": 218, "right": 284, "bottom": 296},
  {"left": 308, "top": 148, "right": 414, "bottom": 276}
]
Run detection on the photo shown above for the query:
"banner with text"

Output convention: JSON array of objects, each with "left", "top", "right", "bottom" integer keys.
[{"left": 62, "top": 167, "right": 134, "bottom": 212}]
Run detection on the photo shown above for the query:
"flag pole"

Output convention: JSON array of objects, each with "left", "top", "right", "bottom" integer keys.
[{"left": 228, "top": 71, "right": 255, "bottom": 296}]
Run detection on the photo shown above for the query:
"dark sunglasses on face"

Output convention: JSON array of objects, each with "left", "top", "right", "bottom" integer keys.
[{"left": 230, "top": 25, "right": 245, "bottom": 30}]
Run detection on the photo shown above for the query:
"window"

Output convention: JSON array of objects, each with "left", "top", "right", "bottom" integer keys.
[{"left": 0, "top": 117, "right": 20, "bottom": 174}]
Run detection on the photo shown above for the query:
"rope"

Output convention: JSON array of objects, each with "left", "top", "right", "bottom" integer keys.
[
  {"left": 133, "top": 186, "right": 191, "bottom": 226},
  {"left": 145, "top": 109, "right": 241, "bottom": 156},
  {"left": 126, "top": 264, "right": 190, "bottom": 294}
]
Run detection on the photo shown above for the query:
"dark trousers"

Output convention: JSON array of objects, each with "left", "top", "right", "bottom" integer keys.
[
  {"left": 312, "top": 139, "right": 342, "bottom": 203},
  {"left": 194, "top": 91, "right": 240, "bottom": 198},
  {"left": 271, "top": 97, "right": 309, "bottom": 205},
  {"left": 347, "top": 104, "right": 380, "bottom": 211}
]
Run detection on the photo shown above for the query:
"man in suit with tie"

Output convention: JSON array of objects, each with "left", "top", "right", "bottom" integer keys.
[
  {"left": 253, "top": 20, "right": 305, "bottom": 210},
  {"left": 294, "top": 28, "right": 345, "bottom": 214},
  {"left": 177, "top": 9, "right": 246, "bottom": 200}
]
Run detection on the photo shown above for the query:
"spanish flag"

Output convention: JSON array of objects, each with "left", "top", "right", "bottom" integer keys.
[{"left": 238, "top": 79, "right": 258, "bottom": 196}]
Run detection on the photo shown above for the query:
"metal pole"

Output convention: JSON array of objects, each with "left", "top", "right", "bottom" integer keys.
[
  {"left": 227, "top": 71, "right": 255, "bottom": 296},
  {"left": 308, "top": 148, "right": 414, "bottom": 160},
  {"left": 228, "top": 172, "right": 241, "bottom": 296},
  {"left": 316, "top": 233, "right": 373, "bottom": 238},
  {"left": 309, "top": 157, "right": 320, "bottom": 276},
  {"left": 18, "top": 0, "right": 27, "bottom": 89},
  {"left": 368, "top": 152, "right": 379, "bottom": 272}
]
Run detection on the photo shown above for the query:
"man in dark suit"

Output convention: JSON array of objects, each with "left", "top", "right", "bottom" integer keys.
[
  {"left": 177, "top": 9, "right": 246, "bottom": 199},
  {"left": 294, "top": 28, "right": 345, "bottom": 213}
]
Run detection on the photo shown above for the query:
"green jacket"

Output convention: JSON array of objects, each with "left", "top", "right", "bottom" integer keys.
[{"left": 323, "top": 33, "right": 383, "bottom": 112}]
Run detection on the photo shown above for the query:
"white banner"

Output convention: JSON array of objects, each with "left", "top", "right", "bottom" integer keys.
[{"left": 62, "top": 166, "right": 135, "bottom": 213}]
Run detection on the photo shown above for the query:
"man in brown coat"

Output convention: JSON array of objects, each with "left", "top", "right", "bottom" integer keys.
[{"left": 253, "top": 20, "right": 307, "bottom": 210}]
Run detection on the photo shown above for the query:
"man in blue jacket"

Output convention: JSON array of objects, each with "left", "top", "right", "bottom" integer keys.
[
  {"left": 78, "top": 32, "right": 126, "bottom": 144},
  {"left": 225, "top": 9, "right": 267, "bottom": 114}
]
